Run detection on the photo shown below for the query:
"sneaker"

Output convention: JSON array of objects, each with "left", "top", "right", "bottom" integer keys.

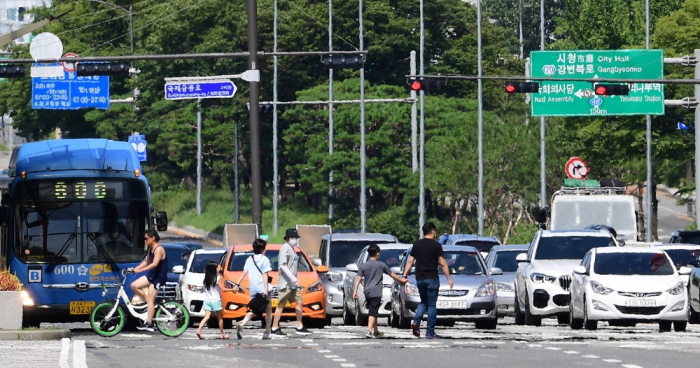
[
  {"left": 373, "top": 331, "right": 384, "bottom": 338},
  {"left": 137, "top": 322, "right": 154, "bottom": 332},
  {"left": 262, "top": 332, "right": 271, "bottom": 340},
  {"left": 271, "top": 328, "right": 286, "bottom": 336},
  {"left": 426, "top": 333, "right": 441, "bottom": 339},
  {"left": 411, "top": 322, "right": 420, "bottom": 337},
  {"left": 236, "top": 323, "right": 243, "bottom": 340},
  {"left": 295, "top": 326, "right": 311, "bottom": 334},
  {"left": 365, "top": 332, "right": 376, "bottom": 339}
]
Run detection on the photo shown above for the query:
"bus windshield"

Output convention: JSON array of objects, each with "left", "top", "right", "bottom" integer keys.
[{"left": 13, "top": 180, "right": 149, "bottom": 264}]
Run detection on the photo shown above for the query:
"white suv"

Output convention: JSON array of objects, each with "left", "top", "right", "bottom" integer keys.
[{"left": 514, "top": 229, "right": 619, "bottom": 326}]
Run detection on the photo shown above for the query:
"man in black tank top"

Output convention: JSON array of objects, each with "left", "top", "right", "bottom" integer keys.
[{"left": 129, "top": 229, "right": 167, "bottom": 332}]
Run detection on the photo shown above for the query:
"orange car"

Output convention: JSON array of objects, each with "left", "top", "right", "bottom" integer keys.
[{"left": 220, "top": 244, "right": 329, "bottom": 327}]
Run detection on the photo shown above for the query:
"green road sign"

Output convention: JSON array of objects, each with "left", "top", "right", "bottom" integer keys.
[{"left": 530, "top": 50, "right": 664, "bottom": 117}]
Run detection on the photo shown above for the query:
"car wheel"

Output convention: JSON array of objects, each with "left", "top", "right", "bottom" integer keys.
[
  {"left": 688, "top": 294, "right": 700, "bottom": 324},
  {"left": 342, "top": 299, "right": 356, "bottom": 326},
  {"left": 557, "top": 313, "right": 569, "bottom": 325},
  {"left": 475, "top": 317, "right": 498, "bottom": 330},
  {"left": 583, "top": 297, "right": 597, "bottom": 330},
  {"left": 674, "top": 321, "right": 687, "bottom": 332},
  {"left": 569, "top": 303, "right": 583, "bottom": 330},
  {"left": 398, "top": 302, "right": 411, "bottom": 329},
  {"left": 390, "top": 308, "right": 400, "bottom": 328},
  {"left": 514, "top": 290, "right": 525, "bottom": 326},
  {"left": 524, "top": 293, "right": 541, "bottom": 327},
  {"left": 355, "top": 300, "right": 368, "bottom": 326},
  {"left": 304, "top": 318, "right": 327, "bottom": 329},
  {"left": 659, "top": 320, "right": 672, "bottom": 332},
  {"left": 438, "top": 320, "right": 456, "bottom": 327},
  {"left": 325, "top": 314, "right": 334, "bottom": 326}
]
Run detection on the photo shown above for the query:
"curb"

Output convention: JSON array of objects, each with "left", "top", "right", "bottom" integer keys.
[
  {"left": 168, "top": 224, "right": 224, "bottom": 247},
  {"left": 0, "top": 329, "right": 72, "bottom": 341}
]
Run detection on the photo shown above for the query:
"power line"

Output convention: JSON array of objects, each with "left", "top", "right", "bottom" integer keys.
[
  {"left": 283, "top": 0, "right": 359, "bottom": 51},
  {"left": 57, "top": 0, "right": 154, "bottom": 22}
]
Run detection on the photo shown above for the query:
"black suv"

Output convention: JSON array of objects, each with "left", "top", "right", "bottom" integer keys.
[{"left": 670, "top": 230, "right": 700, "bottom": 245}]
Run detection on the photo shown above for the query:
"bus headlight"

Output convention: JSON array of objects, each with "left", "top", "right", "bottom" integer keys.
[{"left": 21, "top": 290, "right": 34, "bottom": 306}]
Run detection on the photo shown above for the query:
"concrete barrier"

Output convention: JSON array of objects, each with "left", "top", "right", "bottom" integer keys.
[
  {"left": 0, "top": 329, "right": 72, "bottom": 340},
  {"left": 0, "top": 291, "right": 22, "bottom": 330}
]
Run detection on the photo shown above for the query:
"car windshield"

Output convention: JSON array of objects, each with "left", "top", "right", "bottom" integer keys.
[
  {"left": 164, "top": 246, "right": 190, "bottom": 271},
  {"left": 377, "top": 249, "right": 406, "bottom": 268},
  {"left": 676, "top": 234, "right": 700, "bottom": 245},
  {"left": 455, "top": 240, "right": 499, "bottom": 253},
  {"left": 594, "top": 252, "right": 675, "bottom": 275},
  {"left": 406, "top": 251, "right": 484, "bottom": 276},
  {"left": 228, "top": 250, "right": 312, "bottom": 272},
  {"left": 189, "top": 252, "right": 225, "bottom": 273},
  {"left": 535, "top": 236, "right": 615, "bottom": 260},
  {"left": 662, "top": 249, "right": 700, "bottom": 269},
  {"left": 329, "top": 240, "right": 394, "bottom": 268},
  {"left": 492, "top": 250, "right": 522, "bottom": 273}
]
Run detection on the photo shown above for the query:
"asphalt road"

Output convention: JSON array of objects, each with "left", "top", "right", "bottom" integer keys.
[{"left": 656, "top": 191, "right": 693, "bottom": 242}]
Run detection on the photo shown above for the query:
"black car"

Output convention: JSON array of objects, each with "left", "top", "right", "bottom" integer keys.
[
  {"left": 670, "top": 230, "right": 700, "bottom": 245},
  {"left": 158, "top": 242, "right": 204, "bottom": 300}
]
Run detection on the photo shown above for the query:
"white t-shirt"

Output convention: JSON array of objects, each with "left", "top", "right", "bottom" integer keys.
[
  {"left": 244, "top": 254, "right": 272, "bottom": 296},
  {"left": 204, "top": 275, "right": 221, "bottom": 302}
]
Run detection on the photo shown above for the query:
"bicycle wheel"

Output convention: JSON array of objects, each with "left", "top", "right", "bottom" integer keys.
[
  {"left": 155, "top": 301, "right": 190, "bottom": 337},
  {"left": 90, "top": 302, "right": 126, "bottom": 337}
]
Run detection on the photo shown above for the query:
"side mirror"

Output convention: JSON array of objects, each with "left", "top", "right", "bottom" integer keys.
[
  {"left": 679, "top": 266, "right": 692, "bottom": 276},
  {"left": 312, "top": 258, "right": 322, "bottom": 267},
  {"left": 573, "top": 266, "right": 587, "bottom": 275},
  {"left": 490, "top": 267, "right": 503, "bottom": 276},
  {"left": 516, "top": 253, "right": 528, "bottom": 263},
  {"left": 688, "top": 260, "right": 700, "bottom": 268},
  {"left": 316, "top": 265, "right": 329, "bottom": 273},
  {"left": 154, "top": 211, "right": 168, "bottom": 231},
  {"left": 346, "top": 263, "right": 358, "bottom": 272},
  {"left": 172, "top": 265, "right": 185, "bottom": 274},
  {"left": 390, "top": 267, "right": 401, "bottom": 274}
]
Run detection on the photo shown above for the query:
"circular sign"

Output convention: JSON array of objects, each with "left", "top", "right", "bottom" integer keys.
[
  {"left": 565, "top": 157, "right": 589, "bottom": 179},
  {"left": 590, "top": 97, "right": 602, "bottom": 107},
  {"left": 62, "top": 52, "right": 77, "bottom": 72},
  {"left": 29, "top": 33, "right": 63, "bottom": 60}
]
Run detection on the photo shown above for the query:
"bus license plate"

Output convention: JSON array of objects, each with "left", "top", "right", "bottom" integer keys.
[
  {"left": 69, "top": 301, "right": 95, "bottom": 315},
  {"left": 271, "top": 299, "right": 293, "bottom": 308}
]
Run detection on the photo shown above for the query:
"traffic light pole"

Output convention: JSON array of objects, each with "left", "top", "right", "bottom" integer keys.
[
  {"left": 419, "top": 0, "right": 426, "bottom": 237},
  {"left": 247, "top": 0, "right": 263, "bottom": 231},
  {"left": 273, "top": 0, "right": 279, "bottom": 236},
  {"left": 328, "top": 0, "right": 335, "bottom": 222},
  {"left": 540, "top": 0, "right": 547, "bottom": 213},
  {"left": 477, "top": 0, "right": 484, "bottom": 236},
  {"left": 645, "top": 0, "right": 653, "bottom": 242},
  {"left": 411, "top": 51, "right": 418, "bottom": 173},
  {"left": 196, "top": 96, "right": 202, "bottom": 216},
  {"left": 359, "top": 0, "right": 367, "bottom": 233}
]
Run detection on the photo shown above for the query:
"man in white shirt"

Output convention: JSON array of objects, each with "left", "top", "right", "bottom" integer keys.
[{"left": 271, "top": 228, "right": 309, "bottom": 335}]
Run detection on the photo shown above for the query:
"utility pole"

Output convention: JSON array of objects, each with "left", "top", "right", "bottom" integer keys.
[
  {"left": 272, "top": 0, "right": 279, "bottom": 236},
  {"left": 539, "top": 0, "right": 547, "bottom": 210},
  {"left": 328, "top": 0, "right": 335, "bottom": 221},
  {"left": 247, "top": 0, "right": 263, "bottom": 230},
  {"left": 419, "top": 0, "right": 426, "bottom": 237},
  {"left": 196, "top": 96, "right": 202, "bottom": 215},
  {"left": 644, "top": 0, "right": 653, "bottom": 242},
  {"left": 359, "top": 0, "right": 367, "bottom": 232},
  {"left": 477, "top": 0, "right": 484, "bottom": 236}
]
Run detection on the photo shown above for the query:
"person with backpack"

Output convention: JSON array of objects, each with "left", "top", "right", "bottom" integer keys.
[
  {"left": 233, "top": 238, "right": 273, "bottom": 340},
  {"left": 195, "top": 261, "right": 229, "bottom": 340}
]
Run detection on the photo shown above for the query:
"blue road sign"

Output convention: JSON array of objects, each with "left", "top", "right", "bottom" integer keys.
[
  {"left": 128, "top": 134, "right": 147, "bottom": 162},
  {"left": 164, "top": 80, "right": 237, "bottom": 100},
  {"left": 590, "top": 97, "right": 603, "bottom": 107},
  {"left": 679, "top": 122, "right": 690, "bottom": 130},
  {"left": 31, "top": 63, "right": 110, "bottom": 110}
]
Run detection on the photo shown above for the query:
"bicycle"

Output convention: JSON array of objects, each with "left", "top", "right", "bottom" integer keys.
[{"left": 90, "top": 269, "right": 190, "bottom": 338}]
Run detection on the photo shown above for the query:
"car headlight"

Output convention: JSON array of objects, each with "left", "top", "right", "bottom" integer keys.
[
  {"left": 530, "top": 273, "right": 556, "bottom": 283},
  {"left": 405, "top": 283, "right": 420, "bottom": 296},
  {"left": 495, "top": 283, "right": 514, "bottom": 292},
  {"left": 188, "top": 284, "right": 205, "bottom": 293},
  {"left": 307, "top": 280, "right": 324, "bottom": 293},
  {"left": 476, "top": 282, "right": 495, "bottom": 297},
  {"left": 667, "top": 281, "right": 684, "bottom": 296},
  {"left": 326, "top": 272, "right": 343, "bottom": 282},
  {"left": 590, "top": 281, "right": 614, "bottom": 295}
]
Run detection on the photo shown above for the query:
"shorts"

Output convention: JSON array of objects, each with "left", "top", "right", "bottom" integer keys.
[
  {"left": 147, "top": 277, "right": 164, "bottom": 291},
  {"left": 366, "top": 297, "right": 382, "bottom": 317},
  {"left": 277, "top": 287, "right": 303, "bottom": 306},
  {"left": 204, "top": 300, "right": 223, "bottom": 312}
]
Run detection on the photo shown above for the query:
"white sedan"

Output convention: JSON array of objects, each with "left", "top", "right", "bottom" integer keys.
[
  {"left": 569, "top": 247, "right": 691, "bottom": 332},
  {"left": 173, "top": 248, "right": 227, "bottom": 319}
]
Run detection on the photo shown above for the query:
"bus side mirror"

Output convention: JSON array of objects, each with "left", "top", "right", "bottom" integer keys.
[{"left": 154, "top": 211, "right": 168, "bottom": 231}]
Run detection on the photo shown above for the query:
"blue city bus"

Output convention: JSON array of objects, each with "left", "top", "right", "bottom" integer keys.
[{"left": 0, "top": 139, "right": 168, "bottom": 326}]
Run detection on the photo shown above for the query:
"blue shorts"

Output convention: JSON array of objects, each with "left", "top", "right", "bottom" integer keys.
[{"left": 203, "top": 300, "right": 223, "bottom": 312}]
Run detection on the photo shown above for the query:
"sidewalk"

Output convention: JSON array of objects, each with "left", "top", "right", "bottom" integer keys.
[{"left": 0, "top": 329, "right": 71, "bottom": 340}]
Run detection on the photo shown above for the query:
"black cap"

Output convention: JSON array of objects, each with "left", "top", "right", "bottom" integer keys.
[{"left": 285, "top": 228, "right": 300, "bottom": 239}]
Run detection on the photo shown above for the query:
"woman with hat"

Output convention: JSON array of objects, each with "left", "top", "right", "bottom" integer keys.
[{"left": 270, "top": 228, "right": 310, "bottom": 335}]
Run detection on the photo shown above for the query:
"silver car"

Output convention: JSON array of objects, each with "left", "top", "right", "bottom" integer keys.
[
  {"left": 390, "top": 245, "right": 501, "bottom": 330},
  {"left": 484, "top": 244, "right": 529, "bottom": 316},
  {"left": 342, "top": 243, "right": 412, "bottom": 326}
]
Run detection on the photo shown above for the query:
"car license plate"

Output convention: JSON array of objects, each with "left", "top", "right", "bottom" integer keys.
[
  {"left": 624, "top": 299, "right": 656, "bottom": 307},
  {"left": 69, "top": 301, "right": 95, "bottom": 315},
  {"left": 436, "top": 301, "right": 466, "bottom": 309},
  {"left": 271, "top": 299, "right": 293, "bottom": 308}
]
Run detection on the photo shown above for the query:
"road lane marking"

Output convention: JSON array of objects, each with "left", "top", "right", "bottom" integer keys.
[
  {"left": 73, "top": 340, "right": 88, "bottom": 368},
  {"left": 564, "top": 351, "right": 579, "bottom": 354},
  {"left": 59, "top": 338, "right": 70, "bottom": 368},
  {"left": 300, "top": 339, "right": 313, "bottom": 342},
  {"left": 340, "top": 364, "right": 356, "bottom": 368},
  {"left": 546, "top": 347, "right": 561, "bottom": 350},
  {"left": 333, "top": 358, "right": 347, "bottom": 362},
  {"left": 582, "top": 355, "right": 599, "bottom": 358},
  {"left": 621, "top": 365, "right": 643, "bottom": 368},
  {"left": 331, "top": 342, "right": 381, "bottom": 345},
  {"left": 305, "top": 343, "right": 319, "bottom": 346},
  {"left": 603, "top": 359, "right": 622, "bottom": 363},
  {"left": 325, "top": 355, "right": 340, "bottom": 358},
  {"left": 318, "top": 350, "right": 332, "bottom": 353},
  {"left": 528, "top": 344, "right": 542, "bottom": 347}
]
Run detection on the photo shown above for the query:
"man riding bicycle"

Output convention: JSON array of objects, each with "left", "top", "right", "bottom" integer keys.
[{"left": 127, "top": 229, "right": 167, "bottom": 332}]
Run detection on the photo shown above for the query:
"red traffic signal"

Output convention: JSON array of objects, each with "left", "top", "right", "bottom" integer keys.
[
  {"left": 410, "top": 80, "right": 422, "bottom": 91},
  {"left": 594, "top": 84, "right": 629, "bottom": 96},
  {"left": 406, "top": 78, "right": 446, "bottom": 93},
  {"left": 504, "top": 82, "right": 539, "bottom": 93}
]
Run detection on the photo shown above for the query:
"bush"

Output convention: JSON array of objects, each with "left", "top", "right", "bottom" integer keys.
[{"left": 0, "top": 272, "right": 23, "bottom": 291}]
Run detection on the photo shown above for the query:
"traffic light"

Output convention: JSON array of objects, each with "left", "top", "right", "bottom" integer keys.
[
  {"left": 504, "top": 82, "right": 539, "bottom": 93},
  {"left": 76, "top": 62, "right": 130, "bottom": 77},
  {"left": 259, "top": 103, "right": 274, "bottom": 113},
  {"left": 323, "top": 54, "right": 364, "bottom": 70},
  {"left": 0, "top": 65, "right": 26, "bottom": 78},
  {"left": 594, "top": 83, "right": 629, "bottom": 96},
  {"left": 407, "top": 78, "right": 446, "bottom": 93}
]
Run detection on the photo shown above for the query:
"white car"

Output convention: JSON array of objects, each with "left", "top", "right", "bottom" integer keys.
[
  {"left": 173, "top": 248, "right": 227, "bottom": 319},
  {"left": 514, "top": 229, "right": 619, "bottom": 326},
  {"left": 569, "top": 247, "right": 691, "bottom": 332}
]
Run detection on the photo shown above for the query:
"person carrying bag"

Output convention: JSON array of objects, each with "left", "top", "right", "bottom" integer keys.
[{"left": 233, "top": 239, "right": 273, "bottom": 340}]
